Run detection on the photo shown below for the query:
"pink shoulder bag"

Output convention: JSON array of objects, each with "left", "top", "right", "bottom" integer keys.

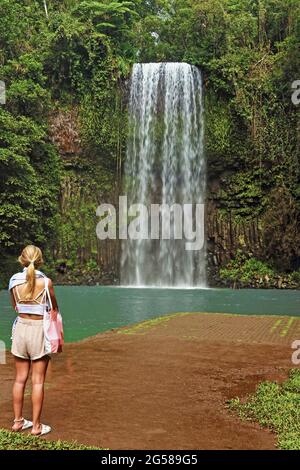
[{"left": 43, "top": 278, "right": 64, "bottom": 354}]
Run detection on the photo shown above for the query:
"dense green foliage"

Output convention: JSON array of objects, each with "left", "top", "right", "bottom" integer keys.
[
  {"left": 0, "top": 0, "right": 299, "bottom": 285},
  {"left": 229, "top": 369, "right": 300, "bottom": 450},
  {"left": 0, "top": 428, "right": 103, "bottom": 449},
  {"left": 220, "top": 250, "right": 300, "bottom": 287},
  {"left": 220, "top": 250, "right": 274, "bottom": 284}
]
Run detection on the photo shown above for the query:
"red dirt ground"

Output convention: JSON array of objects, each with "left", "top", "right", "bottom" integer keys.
[{"left": 0, "top": 312, "right": 298, "bottom": 450}]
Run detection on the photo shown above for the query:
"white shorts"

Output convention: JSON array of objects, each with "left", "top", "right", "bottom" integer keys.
[{"left": 11, "top": 317, "right": 50, "bottom": 361}]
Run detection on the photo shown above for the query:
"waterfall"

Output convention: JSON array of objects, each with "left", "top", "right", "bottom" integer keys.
[{"left": 120, "top": 62, "right": 206, "bottom": 287}]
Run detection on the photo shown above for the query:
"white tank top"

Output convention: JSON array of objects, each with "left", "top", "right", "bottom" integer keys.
[{"left": 13, "top": 279, "right": 48, "bottom": 316}]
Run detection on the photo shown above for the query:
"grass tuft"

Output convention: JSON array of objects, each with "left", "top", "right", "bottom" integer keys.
[
  {"left": 0, "top": 429, "right": 104, "bottom": 450},
  {"left": 228, "top": 369, "right": 300, "bottom": 450}
]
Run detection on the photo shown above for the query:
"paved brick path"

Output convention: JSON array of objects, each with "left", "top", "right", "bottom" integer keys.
[{"left": 117, "top": 312, "right": 300, "bottom": 346}]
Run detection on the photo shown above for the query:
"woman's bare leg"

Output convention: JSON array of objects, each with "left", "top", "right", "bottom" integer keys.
[
  {"left": 12, "top": 357, "right": 30, "bottom": 431},
  {"left": 31, "top": 356, "right": 49, "bottom": 434}
]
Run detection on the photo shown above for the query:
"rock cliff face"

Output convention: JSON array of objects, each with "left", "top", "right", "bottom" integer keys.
[
  {"left": 49, "top": 109, "right": 82, "bottom": 158},
  {"left": 206, "top": 202, "right": 262, "bottom": 278},
  {"left": 48, "top": 107, "right": 120, "bottom": 281}
]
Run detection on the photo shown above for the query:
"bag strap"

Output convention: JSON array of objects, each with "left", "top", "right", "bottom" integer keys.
[{"left": 44, "top": 277, "right": 53, "bottom": 311}]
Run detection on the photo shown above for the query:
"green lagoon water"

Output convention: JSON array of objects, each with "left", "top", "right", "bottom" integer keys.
[{"left": 0, "top": 286, "right": 299, "bottom": 346}]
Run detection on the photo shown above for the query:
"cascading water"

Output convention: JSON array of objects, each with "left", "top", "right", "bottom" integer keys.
[{"left": 121, "top": 62, "right": 206, "bottom": 287}]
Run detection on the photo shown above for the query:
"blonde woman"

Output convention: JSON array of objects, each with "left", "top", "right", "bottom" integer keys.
[{"left": 8, "top": 245, "right": 59, "bottom": 436}]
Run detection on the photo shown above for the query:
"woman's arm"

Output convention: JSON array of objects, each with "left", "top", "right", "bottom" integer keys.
[{"left": 48, "top": 278, "right": 59, "bottom": 311}]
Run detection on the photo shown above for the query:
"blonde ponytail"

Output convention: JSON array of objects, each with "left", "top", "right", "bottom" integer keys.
[
  {"left": 18, "top": 245, "right": 44, "bottom": 300},
  {"left": 25, "top": 261, "right": 36, "bottom": 300}
]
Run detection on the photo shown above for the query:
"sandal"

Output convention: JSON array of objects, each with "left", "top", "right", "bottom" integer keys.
[
  {"left": 12, "top": 417, "right": 33, "bottom": 431},
  {"left": 31, "top": 423, "right": 52, "bottom": 436}
]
